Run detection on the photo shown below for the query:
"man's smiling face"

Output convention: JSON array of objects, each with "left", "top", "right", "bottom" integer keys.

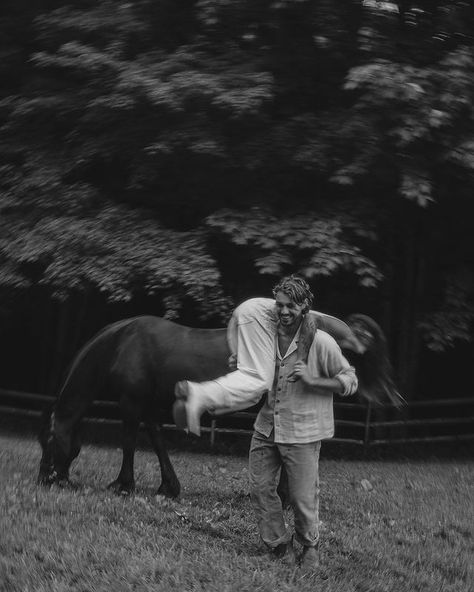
[{"left": 274, "top": 290, "right": 306, "bottom": 330}]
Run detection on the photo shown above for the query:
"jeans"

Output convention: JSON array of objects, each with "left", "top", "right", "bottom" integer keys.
[{"left": 249, "top": 431, "right": 321, "bottom": 548}]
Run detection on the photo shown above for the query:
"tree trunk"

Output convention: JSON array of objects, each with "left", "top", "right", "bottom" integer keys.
[{"left": 47, "top": 291, "right": 91, "bottom": 396}]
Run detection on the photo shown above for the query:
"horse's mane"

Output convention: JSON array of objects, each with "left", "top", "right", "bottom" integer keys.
[
  {"left": 57, "top": 317, "right": 135, "bottom": 399},
  {"left": 38, "top": 400, "right": 55, "bottom": 447},
  {"left": 38, "top": 317, "right": 137, "bottom": 444}
]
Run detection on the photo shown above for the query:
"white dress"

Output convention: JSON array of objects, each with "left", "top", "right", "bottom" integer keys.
[{"left": 185, "top": 297, "right": 353, "bottom": 415}]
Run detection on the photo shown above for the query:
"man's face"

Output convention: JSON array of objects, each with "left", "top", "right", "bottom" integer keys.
[{"left": 274, "top": 291, "right": 306, "bottom": 329}]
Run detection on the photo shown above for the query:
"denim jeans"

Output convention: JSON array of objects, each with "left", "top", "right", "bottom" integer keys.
[{"left": 249, "top": 431, "right": 321, "bottom": 548}]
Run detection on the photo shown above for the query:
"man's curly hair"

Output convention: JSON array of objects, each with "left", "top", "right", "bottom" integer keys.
[{"left": 272, "top": 274, "right": 314, "bottom": 313}]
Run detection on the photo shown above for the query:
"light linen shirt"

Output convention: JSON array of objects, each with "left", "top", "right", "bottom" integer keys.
[{"left": 254, "top": 327, "right": 358, "bottom": 444}]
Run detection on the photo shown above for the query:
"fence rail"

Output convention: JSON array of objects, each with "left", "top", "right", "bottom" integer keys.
[{"left": 1, "top": 388, "right": 473, "bottom": 447}]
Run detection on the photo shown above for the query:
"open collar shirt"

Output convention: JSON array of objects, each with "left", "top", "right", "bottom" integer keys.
[{"left": 254, "top": 327, "right": 358, "bottom": 444}]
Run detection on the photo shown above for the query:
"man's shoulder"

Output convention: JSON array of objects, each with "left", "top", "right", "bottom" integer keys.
[{"left": 314, "top": 329, "right": 340, "bottom": 350}]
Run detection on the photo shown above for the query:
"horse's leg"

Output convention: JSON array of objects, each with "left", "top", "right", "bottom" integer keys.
[
  {"left": 144, "top": 421, "right": 181, "bottom": 499},
  {"left": 277, "top": 465, "right": 290, "bottom": 510},
  {"left": 60, "top": 425, "right": 82, "bottom": 486},
  {"left": 107, "top": 415, "right": 140, "bottom": 495}
]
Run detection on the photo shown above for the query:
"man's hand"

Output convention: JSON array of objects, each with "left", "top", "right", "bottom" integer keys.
[
  {"left": 228, "top": 353, "right": 237, "bottom": 371},
  {"left": 290, "top": 362, "right": 349, "bottom": 394},
  {"left": 288, "top": 361, "right": 312, "bottom": 384}
]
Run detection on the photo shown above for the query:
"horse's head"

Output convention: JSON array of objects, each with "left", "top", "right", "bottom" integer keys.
[{"left": 37, "top": 406, "right": 80, "bottom": 486}]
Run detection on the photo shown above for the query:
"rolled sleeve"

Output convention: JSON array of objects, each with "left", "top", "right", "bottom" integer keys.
[
  {"left": 315, "top": 331, "right": 358, "bottom": 397},
  {"left": 335, "top": 366, "right": 358, "bottom": 397}
]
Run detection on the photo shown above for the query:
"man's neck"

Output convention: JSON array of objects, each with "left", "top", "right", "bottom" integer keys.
[{"left": 278, "top": 320, "right": 302, "bottom": 340}]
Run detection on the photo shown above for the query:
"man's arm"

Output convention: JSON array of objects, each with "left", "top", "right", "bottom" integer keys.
[
  {"left": 291, "top": 331, "right": 358, "bottom": 396},
  {"left": 291, "top": 362, "right": 347, "bottom": 394}
]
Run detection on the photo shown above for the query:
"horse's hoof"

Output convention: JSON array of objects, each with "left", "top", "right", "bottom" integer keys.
[
  {"left": 107, "top": 480, "right": 135, "bottom": 496},
  {"left": 64, "top": 480, "right": 79, "bottom": 490},
  {"left": 157, "top": 482, "right": 180, "bottom": 499},
  {"left": 57, "top": 478, "right": 71, "bottom": 489},
  {"left": 37, "top": 475, "right": 52, "bottom": 487}
]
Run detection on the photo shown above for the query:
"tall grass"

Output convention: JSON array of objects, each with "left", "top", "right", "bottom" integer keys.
[{"left": 0, "top": 431, "right": 472, "bottom": 592}]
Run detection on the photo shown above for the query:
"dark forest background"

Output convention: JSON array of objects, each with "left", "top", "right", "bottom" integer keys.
[{"left": 1, "top": 0, "right": 473, "bottom": 403}]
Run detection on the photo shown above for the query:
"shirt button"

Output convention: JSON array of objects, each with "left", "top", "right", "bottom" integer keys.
[
  {"left": 275, "top": 411, "right": 279, "bottom": 415},
  {"left": 276, "top": 399, "right": 280, "bottom": 403}
]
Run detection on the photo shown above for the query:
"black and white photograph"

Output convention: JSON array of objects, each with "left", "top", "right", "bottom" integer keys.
[{"left": 0, "top": 1, "right": 473, "bottom": 591}]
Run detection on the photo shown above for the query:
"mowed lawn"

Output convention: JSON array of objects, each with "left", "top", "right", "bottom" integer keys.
[{"left": 0, "top": 431, "right": 473, "bottom": 592}]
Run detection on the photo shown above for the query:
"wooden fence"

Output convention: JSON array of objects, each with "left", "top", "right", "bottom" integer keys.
[{"left": 1, "top": 388, "right": 473, "bottom": 448}]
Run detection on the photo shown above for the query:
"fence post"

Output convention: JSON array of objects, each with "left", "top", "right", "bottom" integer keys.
[
  {"left": 210, "top": 419, "right": 217, "bottom": 448},
  {"left": 364, "top": 403, "right": 372, "bottom": 451}
]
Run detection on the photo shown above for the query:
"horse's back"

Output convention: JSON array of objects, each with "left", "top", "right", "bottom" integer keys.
[
  {"left": 61, "top": 316, "right": 230, "bottom": 412},
  {"left": 106, "top": 316, "right": 230, "bottom": 391}
]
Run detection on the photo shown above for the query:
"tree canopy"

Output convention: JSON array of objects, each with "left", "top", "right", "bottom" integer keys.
[{"left": 1, "top": 0, "right": 474, "bottom": 396}]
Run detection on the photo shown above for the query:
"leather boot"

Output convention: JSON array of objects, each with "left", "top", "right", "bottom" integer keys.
[
  {"left": 272, "top": 538, "right": 296, "bottom": 567},
  {"left": 299, "top": 543, "right": 320, "bottom": 573}
]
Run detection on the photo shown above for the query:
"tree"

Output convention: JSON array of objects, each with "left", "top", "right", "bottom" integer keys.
[
  {"left": 338, "top": 3, "right": 474, "bottom": 392},
  {"left": 0, "top": 0, "right": 369, "bottom": 311},
  {"left": 0, "top": 0, "right": 473, "bottom": 398}
]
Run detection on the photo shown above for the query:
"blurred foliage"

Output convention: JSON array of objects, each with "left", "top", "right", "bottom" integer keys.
[
  {"left": 0, "top": 157, "right": 230, "bottom": 319},
  {"left": 207, "top": 208, "right": 383, "bottom": 287},
  {"left": 0, "top": 0, "right": 473, "bottom": 359}
]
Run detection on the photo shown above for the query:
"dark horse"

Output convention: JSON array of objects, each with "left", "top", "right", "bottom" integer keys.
[{"left": 38, "top": 314, "right": 402, "bottom": 497}]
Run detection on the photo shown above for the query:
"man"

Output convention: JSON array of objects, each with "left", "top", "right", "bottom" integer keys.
[
  {"left": 173, "top": 277, "right": 363, "bottom": 436},
  {"left": 248, "top": 275, "right": 357, "bottom": 571}
]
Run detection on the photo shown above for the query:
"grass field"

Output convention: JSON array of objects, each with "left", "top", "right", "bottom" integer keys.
[{"left": 0, "top": 429, "right": 473, "bottom": 592}]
